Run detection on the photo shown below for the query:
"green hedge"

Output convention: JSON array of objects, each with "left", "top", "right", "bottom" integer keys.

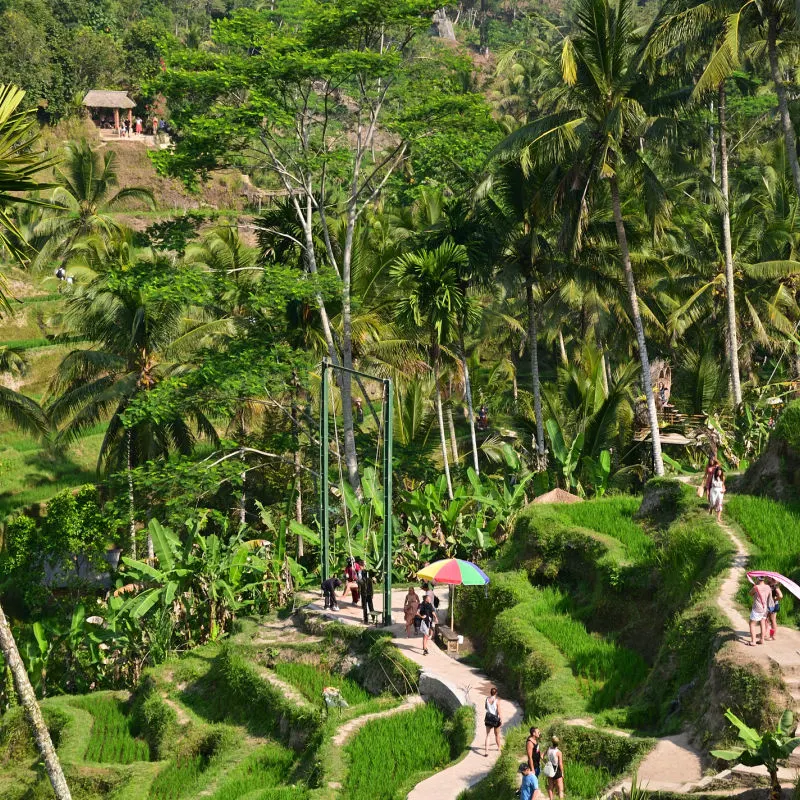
[
  {"left": 774, "top": 400, "right": 800, "bottom": 449},
  {"left": 131, "top": 676, "right": 179, "bottom": 760},
  {"left": 191, "top": 644, "right": 321, "bottom": 748}
]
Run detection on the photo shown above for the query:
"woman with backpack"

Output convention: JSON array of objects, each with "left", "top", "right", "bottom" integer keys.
[
  {"left": 483, "top": 687, "right": 502, "bottom": 756},
  {"left": 543, "top": 735, "right": 564, "bottom": 799}
]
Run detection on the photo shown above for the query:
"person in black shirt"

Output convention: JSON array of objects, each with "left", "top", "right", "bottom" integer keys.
[
  {"left": 321, "top": 577, "right": 341, "bottom": 610},
  {"left": 356, "top": 558, "right": 375, "bottom": 623},
  {"left": 415, "top": 597, "right": 438, "bottom": 655}
]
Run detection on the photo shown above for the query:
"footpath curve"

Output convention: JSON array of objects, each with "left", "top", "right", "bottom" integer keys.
[{"left": 303, "top": 588, "right": 523, "bottom": 800}]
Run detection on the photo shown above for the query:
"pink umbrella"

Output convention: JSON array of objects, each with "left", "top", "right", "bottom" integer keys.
[{"left": 746, "top": 570, "right": 800, "bottom": 601}]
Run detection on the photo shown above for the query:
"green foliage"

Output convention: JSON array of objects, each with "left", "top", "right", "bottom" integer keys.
[
  {"left": 205, "top": 744, "right": 303, "bottom": 800},
  {"left": 773, "top": 400, "right": 800, "bottom": 449},
  {"left": 74, "top": 695, "right": 150, "bottom": 764},
  {"left": 344, "top": 703, "right": 453, "bottom": 800},
  {"left": 726, "top": 495, "right": 800, "bottom": 619},
  {"left": 194, "top": 644, "right": 321, "bottom": 747},
  {"left": 273, "top": 661, "right": 371, "bottom": 706},
  {"left": 130, "top": 675, "right": 178, "bottom": 761}
]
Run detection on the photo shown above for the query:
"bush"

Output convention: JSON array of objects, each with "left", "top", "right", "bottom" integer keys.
[
  {"left": 548, "top": 723, "right": 653, "bottom": 774},
  {"left": 773, "top": 400, "right": 800, "bottom": 449},
  {"left": 195, "top": 644, "right": 321, "bottom": 748},
  {"left": 0, "top": 705, "right": 69, "bottom": 766},
  {"left": 635, "top": 478, "right": 691, "bottom": 528},
  {"left": 352, "top": 631, "right": 421, "bottom": 696},
  {"left": 444, "top": 704, "right": 475, "bottom": 759}
]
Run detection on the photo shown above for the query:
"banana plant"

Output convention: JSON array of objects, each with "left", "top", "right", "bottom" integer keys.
[
  {"left": 711, "top": 708, "right": 800, "bottom": 800},
  {"left": 546, "top": 418, "right": 584, "bottom": 493}
]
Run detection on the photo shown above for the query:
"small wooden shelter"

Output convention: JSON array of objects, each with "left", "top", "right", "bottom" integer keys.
[{"left": 82, "top": 90, "right": 135, "bottom": 133}]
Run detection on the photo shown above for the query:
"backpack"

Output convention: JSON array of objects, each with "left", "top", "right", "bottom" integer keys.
[{"left": 433, "top": 594, "right": 439, "bottom": 609}]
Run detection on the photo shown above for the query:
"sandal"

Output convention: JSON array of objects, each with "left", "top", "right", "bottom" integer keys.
[{"left": 744, "top": 641, "right": 757, "bottom": 646}]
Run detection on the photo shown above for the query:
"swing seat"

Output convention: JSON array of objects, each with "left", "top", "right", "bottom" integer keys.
[{"left": 437, "top": 625, "right": 460, "bottom": 653}]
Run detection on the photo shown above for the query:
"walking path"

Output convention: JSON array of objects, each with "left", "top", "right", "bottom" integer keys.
[{"left": 302, "top": 588, "right": 523, "bottom": 800}]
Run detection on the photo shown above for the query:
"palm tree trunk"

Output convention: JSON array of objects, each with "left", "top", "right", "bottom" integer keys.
[
  {"left": 558, "top": 329, "right": 568, "bottom": 365},
  {"left": 127, "top": 430, "right": 136, "bottom": 561},
  {"left": 609, "top": 176, "right": 664, "bottom": 477},
  {"left": 459, "top": 332, "right": 480, "bottom": 474},
  {"left": 526, "top": 278, "right": 546, "bottom": 466},
  {"left": 0, "top": 603, "right": 72, "bottom": 800},
  {"left": 433, "top": 359, "right": 454, "bottom": 499},
  {"left": 718, "top": 83, "right": 743, "bottom": 407},
  {"left": 769, "top": 769, "right": 781, "bottom": 800},
  {"left": 447, "top": 406, "right": 459, "bottom": 465},
  {"left": 768, "top": 15, "right": 800, "bottom": 200}
]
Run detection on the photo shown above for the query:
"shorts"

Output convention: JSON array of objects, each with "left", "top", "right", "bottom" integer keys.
[
  {"left": 750, "top": 610, "right": 766, "bottom": 622},
  {"left": 769, "top": 604, "right": 780, "bottom": 614},
  {"left": 420, "top": 620, "right": 431, "bottom": 636}
]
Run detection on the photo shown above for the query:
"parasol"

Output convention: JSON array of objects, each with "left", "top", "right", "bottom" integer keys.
[
  {"left": 746, "top": 570, "right": 800, "bottom": 600},
  {"left": 417, "top": 558, "right": 490, "bottom": 631}
]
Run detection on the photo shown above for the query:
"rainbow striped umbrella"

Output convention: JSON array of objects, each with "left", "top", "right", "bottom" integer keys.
[
  {"left": 416, "top": 559, "right": 489, "bottom": 633},
  {"left": 417, "top": 558, "right": 490, "bottom": 586}
]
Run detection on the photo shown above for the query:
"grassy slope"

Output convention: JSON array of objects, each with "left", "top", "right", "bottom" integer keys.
[
  {"left": 0, "top": 617, "right": 469, "bottom": 800},
  {"left": 458, "top": 484, "right": 731, "bottom": 799},
  {"left": 726, "top": 493, "right": 800, "bottom": 622}
]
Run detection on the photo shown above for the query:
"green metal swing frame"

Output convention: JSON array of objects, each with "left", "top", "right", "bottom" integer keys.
[{"left": 319, "top": 359, "right": 393, "bottom": 625}]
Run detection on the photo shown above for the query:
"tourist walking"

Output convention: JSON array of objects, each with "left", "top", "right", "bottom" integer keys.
[
  {"left": 321, "top": 577, "right": 341, "bottom": 611},
  {"left": 403, "top": 586, "right": 420, "bottom": 637},
  {"left": 767, "top": 578, "right": 783, "bottom": 640},
  {"left": 519, "top": 762, "right": 543, "bottom": 800},
  {"left": 748, "top": 576, "right": 772, "bottom": 646},
  {"left": 135, "top": 116, "right": 143, "bottom": 135},
  {"left": 544, "top": 735, "right": 564, "bottom": 799},
  {"left": 526, "top": 726, "right": 542, "bottom": 776},
  {"left": 708, "top": 466, "right": 726, "bottom": 522},
  {"left": 415, "top": 594, "right": 437, "bottom": 655},
  {"left": 483, "top": 687, "right": 502, "bottom": 756},
  {"left": 702, "top": 457, "right": 719, "bottom": 500}
]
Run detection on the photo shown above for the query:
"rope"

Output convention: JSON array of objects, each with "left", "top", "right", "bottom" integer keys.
[{"left": 329, "top": 377, "right": 354, "bottom": 563}]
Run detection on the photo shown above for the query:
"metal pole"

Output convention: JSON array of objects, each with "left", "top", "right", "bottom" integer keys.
[
  {"left": 320, "top": 360, "right": 330, "bottom": 583},
  {"left": 382, "top": 378, "right": 393, "bottom": 625}
]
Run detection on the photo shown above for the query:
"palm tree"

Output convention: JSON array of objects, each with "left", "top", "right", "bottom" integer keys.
[
  {"left": 492, "top": 0, "right": 670, "bottom": 475},
  {"left": 0, "top": 83, "right": 71, "bottom": 800},
  {"left": 33, "top": 140, "right": 154, "bottom": 270},
  {"left": 391, "top": 242, "right": 476, "bottom": 499},
  {"left": 46, "top": 241, "right": 219, "bottom": 558}
]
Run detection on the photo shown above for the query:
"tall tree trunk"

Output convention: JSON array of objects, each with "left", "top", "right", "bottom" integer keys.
[
  {"left": 479, "top": 0, "right": 489, "bottom": 53},
  {"left": 0, "top": 603, "right": 72, "bottom": 800},
  {"left": 709, "top": 98, "right": 717, "bottom": 184},
  {"left": 447, "top": 406, "right": 459, "bottom": 464},
  {"left": 718, "top": 83, "right": 743, "bottom": 407},
  {"left": 433, "top": 358, "right": 454, "bottom": 499},
  {"left": 768, "top": 15, "right": 800, "bottom": 200},
  {"left": 459, "top": 331, "right": 480, "bottom": 474},
  {"left": 127, "top": 430, "right": 136, "bottom": 560},
  {"left": 609, "top": 176, "right": 664, "bottom": 476},
  {"left": 526, "top": 278, "right": 547, "bottom": 467},
  {"left": 291, "top": 383, "right": 304, "bottom": 557}
]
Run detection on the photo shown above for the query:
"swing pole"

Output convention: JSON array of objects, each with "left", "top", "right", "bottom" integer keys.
[
  {"left": 320, "top": 361, "right": 330, "bottom": 583},
  {"left": 382, "top": 378, "right": 393, "bottom": 626},
  {"left": 319, "top": 359, "right": 393, "bottom": 625}
]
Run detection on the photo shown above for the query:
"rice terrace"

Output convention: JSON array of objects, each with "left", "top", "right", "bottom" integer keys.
[{"left": 5, "top": 0, "right": 800, "bottom": 799}]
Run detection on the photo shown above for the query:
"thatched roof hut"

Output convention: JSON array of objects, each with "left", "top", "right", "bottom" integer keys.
[
  {"left": 532, "top": 488, "right": 583, "bottom": 504},
  {"left": 82, "top": 90, "right": 135, "bottom": 109}
]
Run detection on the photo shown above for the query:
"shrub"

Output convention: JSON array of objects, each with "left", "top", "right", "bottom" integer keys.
[
  {"left": 194, "top": 644, "right": 321, "bottom": 748},
  {"left": 635, "top": 478, "right": 692, "bottom": 528},
  {"left": 548, "top": 723, "right": 653, "bottom": 774},
  {"left": 773, "top": 400, "right": 800, "bottom": 449},
  {"left": 443, "top": 705, "right": 475, "bottom": 759},
  {"left": 0, "top": 705, "right": 69, "bottom": 766}
]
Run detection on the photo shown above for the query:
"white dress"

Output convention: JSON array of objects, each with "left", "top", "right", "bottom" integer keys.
[{"left": 709, "top": 477, "right": 724, "bottom": 510}]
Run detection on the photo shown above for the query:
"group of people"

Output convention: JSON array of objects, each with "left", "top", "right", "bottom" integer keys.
[
  {"left": 403, "top": 584, "right": 439, "bottom": 655},
  {"left": 748, "top": 575, "right": 783, "bottom": 646},
  {"left": 701, "top": 457, "right": 726, "bottom": 522},
  {"left": 96, "top": 115, "right": 162, "bottom": 138},
  {"left": 320, "top": 556, "right": 376, "bottom": 624}
]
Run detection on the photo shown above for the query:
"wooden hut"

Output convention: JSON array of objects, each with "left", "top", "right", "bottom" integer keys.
[{"left": 82, "top": 90, "right": 135, "bottom": 134}]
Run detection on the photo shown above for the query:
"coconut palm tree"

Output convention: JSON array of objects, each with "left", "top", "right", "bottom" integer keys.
[
  {"left": 33, "top": 140, "right": 154, "bottom": 270},
  {"left": 492, "top": 0, "right": 671, "bottom": 475},
  {"left": 0, "top": 83, "right": 71, "bottom": 800},
  {"left": 391, "top": 242, "right": 477, "bottom": 499},
  {"left": 46, "top": 240, "right": 219, "bottom": 558}
]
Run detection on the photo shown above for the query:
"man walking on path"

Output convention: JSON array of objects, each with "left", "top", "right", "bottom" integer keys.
[{"left": 519, "top": 763, "right": 543, "bottom": 800}]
